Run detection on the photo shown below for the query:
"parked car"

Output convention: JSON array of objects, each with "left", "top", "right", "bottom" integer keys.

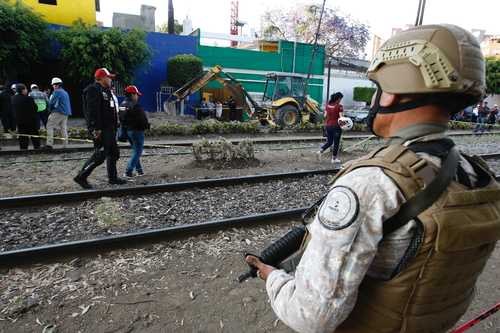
[{"left": 344, "top": 107, "right": 369, "bottom": 124}]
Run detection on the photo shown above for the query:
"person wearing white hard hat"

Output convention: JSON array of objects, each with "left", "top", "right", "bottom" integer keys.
[
  {"left": 29, "top": 84, "right": 49, "bottom": 128},
  {"left": 317, "top": 92, "right": 344, "bottom": 165},
  {"left": 45, "top": 77, "right": 72, "bottom": 149}
]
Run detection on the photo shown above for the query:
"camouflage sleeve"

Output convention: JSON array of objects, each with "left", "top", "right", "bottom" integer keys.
[{"left": 265, "top": 167, "right": 406, "bottom": 333}]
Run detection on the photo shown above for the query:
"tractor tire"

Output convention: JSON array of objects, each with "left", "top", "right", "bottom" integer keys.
[
  {"left": 277, "top": 105, "right": 300, "bottom": 128},
  {"left": 309, "top": 111, "right": 322, "bottom": 124}
]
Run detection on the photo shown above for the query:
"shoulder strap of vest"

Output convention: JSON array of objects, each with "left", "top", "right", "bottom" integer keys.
[
  {"left": 329, "top": 144, "right": 430, "bottom": 188},
  {"left": 329, "top": 140, "right": 460, "bottom": 235},
  {"left": 383, "top": 147, "right": 460, "bottom": 235}
]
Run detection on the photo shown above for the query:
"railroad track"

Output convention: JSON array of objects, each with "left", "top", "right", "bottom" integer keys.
[
  {"left": 0, "top": 144, "right": 326, "bottom": 166},
  {"left": 1, "top": 153, "right": 499, "bottom": 209},
  {"left": 1, "top": 130, "right": 499, "bottom": 156},
  {"left": 1, "top": 157, "right": 499, "bottom": 267},
  {"left": 0, "top": 208, "right": 306, "bottom": 266},
  {"left": 0, "top": 168, "right": 338, "bottom": 209}
]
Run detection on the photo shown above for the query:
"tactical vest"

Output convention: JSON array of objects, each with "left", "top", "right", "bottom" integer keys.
[{"left": 329, "top": 144, "right": 500, "bottom": 333}]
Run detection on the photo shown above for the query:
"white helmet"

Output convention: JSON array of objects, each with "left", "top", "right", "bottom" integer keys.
[
  {"left": 51, "top": 77, "right": 63, "bottom": 85},
  {"left": 30, "top": 84, "right": 39, "bottom": 90},
  {"left": 10, "top": 84, "right": 16, "bottom": 91},
  {"left": 338, "top": 117, "right": 353, "bottom": 131}
]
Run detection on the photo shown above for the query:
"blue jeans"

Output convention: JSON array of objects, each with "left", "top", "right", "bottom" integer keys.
[
  {"left": 126, "top": 130, "right": 144, "bottom": 173},
  {"left": 321, "top": 126, "right": 342, "bottom": 157},
  {"left": 474, "top": 116, "right": 486, "bottom": 133}
]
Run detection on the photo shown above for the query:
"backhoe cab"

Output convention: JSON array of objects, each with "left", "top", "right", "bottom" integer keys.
[{"left": 261, "top": 73, "right": 322, "bottom": 128}]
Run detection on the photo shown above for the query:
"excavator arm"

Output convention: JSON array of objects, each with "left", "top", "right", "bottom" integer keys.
[
  {"left": 173, "top": 65, "right": 224, "bottom": 100},
  {"left": 172, "top": 65, "right": 263, "bottom": 115}
]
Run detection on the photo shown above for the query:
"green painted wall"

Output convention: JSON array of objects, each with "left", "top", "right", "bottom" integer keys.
[{"left": 198, "top": 40, "right": 325, "bottom": 103}]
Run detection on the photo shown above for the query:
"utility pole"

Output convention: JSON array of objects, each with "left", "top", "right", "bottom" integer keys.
[
  {"left": 326, "top": 59, "right": 332, "bottom": 102},
  {"left": 303, "top": 0, "right": 327, "bottom": 99},
  {"left": 168, "top": 0, "right": 175, "bottom": 34},
  {"left": 415, "top": 0, "right": 426, "bottom": 26},
  {"left": 230, "top": 0, "right": 239, "bottom": 47}
]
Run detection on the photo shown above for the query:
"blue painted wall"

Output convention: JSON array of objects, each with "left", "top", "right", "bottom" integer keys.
[{"left": 134, "top": 32, "right": 199, "bottom": 113}]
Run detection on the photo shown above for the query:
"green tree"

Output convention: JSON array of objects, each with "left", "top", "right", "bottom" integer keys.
[
  {"left": 486, "top": 57, "right": 500, "bottom": 95},
  {"left": 353, "top": 87, "right": 375, "bottom": 104},
  {"left": 157, "top": 20, "right": 183, "bottom": 35},
  {"left": 0, "top": 1, "right": 49, "bottom": 81},
  {"left": 55, "top": 22, "right": 151, "bottom": 84},
  {"left": 167, "top": 54, "right": 203, "bottom": 88},
  {"left": 262, "top": 3, "right": 369, "bottom": 58}
]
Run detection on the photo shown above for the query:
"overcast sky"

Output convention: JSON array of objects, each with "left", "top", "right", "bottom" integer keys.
[{"left": 97, "top": 0, "right": 500, "bottom": 45}]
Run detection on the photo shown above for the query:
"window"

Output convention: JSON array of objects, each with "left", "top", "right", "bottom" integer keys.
[
  {"left": 39, "top": 0, "right": 57, "bottom": 5},
  {"left": 95, "top": 0, "right": 100, "bottom": 12}
]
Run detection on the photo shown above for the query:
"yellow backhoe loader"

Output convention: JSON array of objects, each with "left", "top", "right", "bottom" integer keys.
[{"left": 173, "top": 65, "right": 322, "bottom": 128}]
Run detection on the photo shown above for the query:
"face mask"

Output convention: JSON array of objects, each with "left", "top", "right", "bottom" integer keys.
[{"left": 367, "top": 80, "right": 433, "bottom": 135}]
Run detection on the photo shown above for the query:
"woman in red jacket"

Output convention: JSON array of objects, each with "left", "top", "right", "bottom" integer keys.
[{"left": 318, "top": 92, "right": 343, "bottom": 164}]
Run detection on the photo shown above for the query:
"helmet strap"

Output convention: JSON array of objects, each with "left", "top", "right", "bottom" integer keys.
[{"left": 367, "top": 81, "right": 441, "bottom": 135}]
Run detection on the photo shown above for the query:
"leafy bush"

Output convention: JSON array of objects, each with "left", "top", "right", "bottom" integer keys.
[
  {"left": 486, "top": 57, "right": 500, "bottom": 95},
  {"left": 167, "top": 54, "right": 203, "bottom": 88},
  {"left": 9, "top": 119, "right": 484, "bottom": 143},
  {"left": 353, "top": 87, "right": 376, "bottom": 103},
  {"left": 448, "top": 121, "right": 474, "bottom": 130}
]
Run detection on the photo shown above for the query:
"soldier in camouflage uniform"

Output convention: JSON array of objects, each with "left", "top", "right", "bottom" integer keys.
[{"left": 246, "top": 24, "right": 500, "bottom": 333}]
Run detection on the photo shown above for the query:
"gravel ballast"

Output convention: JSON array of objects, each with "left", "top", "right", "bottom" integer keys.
[{"left": 1, "top": 175, "right": 330, "bottom": 252}]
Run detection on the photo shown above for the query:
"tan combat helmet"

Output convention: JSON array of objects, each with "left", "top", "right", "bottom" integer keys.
[{"left": 368, "top": 24, "right": 485, "bottom": 102}]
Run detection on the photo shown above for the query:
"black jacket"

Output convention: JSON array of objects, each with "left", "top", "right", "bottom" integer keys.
[
  {"left": 121, "top": 98, "right": 150, "bottom": 131},
  {"left": 83, "top": 82, "right": 118, "bottom": 131},
  {"left": 11, "top": 94, "right": 37, "bottom": 128},
  {"left": 0, "top": 89, "right": 13, "bottom": 117}
]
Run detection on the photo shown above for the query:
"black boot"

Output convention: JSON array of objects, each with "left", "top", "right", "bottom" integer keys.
[
  {"left": 74, "top": 154, "right": 103, "bottom": 189},
  {"left": 74, "top": 175, "right": 93, "bottom": 189},
  {"left": 109, "top": 177, "right": 127, "bottom": 185}
]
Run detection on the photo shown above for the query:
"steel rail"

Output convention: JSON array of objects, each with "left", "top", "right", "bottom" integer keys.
[
  {"left": 1, "top": 131, "right": 498, "bottom": 156},
  {"left": 0, "top": 208, "right": 306, "bottom": 266},
  {"left": 1, "top": 151, "right": 499, "bottom": 208},
  {"left": 476, "top": 152, "right": 500, "bottom": 159},
  {"left": 1, "top": 174, "right": 499, "bottom": 266},
  {"left": 0, "top": 168, "right": 338, "bottom": 209},
  {"left": 0, "top": 144, "right": 325, "bottom": 166}
]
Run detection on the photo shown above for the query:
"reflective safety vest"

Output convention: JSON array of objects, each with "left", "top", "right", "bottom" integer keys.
[{"left": 332, "top": 144, "right": 500, "bottom": 333}]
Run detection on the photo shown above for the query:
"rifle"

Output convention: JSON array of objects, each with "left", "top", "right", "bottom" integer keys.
[
  {"left": 238, "top": 194, "right": 327, "bottom": 283},
  {"left": 238, "top": 225, "right": 307, "bottom": 282}
]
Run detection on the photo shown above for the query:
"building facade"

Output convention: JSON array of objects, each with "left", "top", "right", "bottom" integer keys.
[
  {"left": 198, "top": 39, "right": 325, "bottom": 105},
  {"left": 481, "top": 35, "right": 500, "bottom": 58},
  {"left": 9, "top": 0, "right": 96, "bottom": 26},
  {"left": 112, "top": 5, "right": 156, "bottom": 32},
  {"left": 324, "top": 58, "right": 374, "bottom": 108}
]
